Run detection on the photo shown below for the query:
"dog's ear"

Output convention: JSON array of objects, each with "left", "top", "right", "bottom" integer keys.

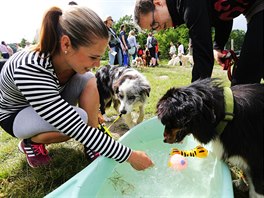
[
  {"left": 141, "top": 84, "right": 151, "bottom": 97},
  {"left": 146, "top": 86, "right": 151, "bottom": 97},
  {"left": 202, "top": 104, "right": 216, "bottom": 123},
  {"left": 113, "top": 81, "right": 119, "bottom": 94}
]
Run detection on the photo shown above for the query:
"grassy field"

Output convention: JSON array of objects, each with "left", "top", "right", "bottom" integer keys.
[{"left": 1, "top": 61, "right": 247, "bottom": 198}]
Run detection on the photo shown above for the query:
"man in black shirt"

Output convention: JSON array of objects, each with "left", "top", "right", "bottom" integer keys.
[{"left": 134, "top": 0, "right": 263, "bottom": 85}]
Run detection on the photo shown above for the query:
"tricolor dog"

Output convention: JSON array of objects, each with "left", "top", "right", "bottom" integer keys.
[
  {"left": 157, "top": 78, "right": 264, "bottom": 197},
  {"left": 96, "top": 65, "right": 151, "bottom": 128}
]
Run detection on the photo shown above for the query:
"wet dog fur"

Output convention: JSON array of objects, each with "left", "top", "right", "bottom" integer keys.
[
  {"left": 157, "top": 78, "right": 264, "bottom": 197},
  {"left": 96, "top": 65, "right": 151, "bottom": 128}
]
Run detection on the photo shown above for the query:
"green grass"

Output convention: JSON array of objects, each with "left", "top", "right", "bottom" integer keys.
[{"left": 0, "top": 61, "right": 238, "bottom": 197}]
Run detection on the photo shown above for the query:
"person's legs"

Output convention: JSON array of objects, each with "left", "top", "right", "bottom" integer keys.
[
  {"left": 155, "top": 52, "right": 159, "bottom": 66},
  {"left": 231, "top": 11, "right": 263, "bottom": 86},
  {"left": 60, "top": 72, "right": 100, "bottom": 160},
  {"left": 123, "top": 52, "right": 129, "bottom": 66},
  {"left": 108, "top": 47, "right": 116, "bottom": 65},
  {"left": 79, "top": 77, "right": 99, "bottom": 128},
  {"left": 149, "top": 47, "right": 156, "bottom": 66},
  {"left": 116, "top": 46, "right": 123, "bottom": 66},
  {"left": 13, "top": 72, "right": 97, "bottom": 167},
  {"left": 178, "top": 53, "right": 183, "bottom": 66},
  {"left": 132, "top": 51, "right": 137, "bottom": 60},
  {"left": 13, "top": 106, "right": 87, "bottom": 141},
  {"left": 2, "top": 53, "right": 9, "bottom": 59},
  {"left": 127, "top": 53, "right": 130, "bottom": 66},
  {"left": 14, "top": 106, "right": 88, "bottom": 168},
  {"left": 60, "top": 72, "right": 98, "bottom": 127}
]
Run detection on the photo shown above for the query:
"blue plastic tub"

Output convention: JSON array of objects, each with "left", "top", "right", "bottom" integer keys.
[{"left": 45, "top": 117, "right": 233, "bottom": 198}]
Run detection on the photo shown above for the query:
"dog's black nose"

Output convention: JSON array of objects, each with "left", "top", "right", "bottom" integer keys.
[{"left": 121, "top": 110, "right": 127, "bottom": 114}]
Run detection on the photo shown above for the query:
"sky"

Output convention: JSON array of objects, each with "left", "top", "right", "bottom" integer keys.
[{"left": 1, "top": 0, "right": 247, "bottom": 43}]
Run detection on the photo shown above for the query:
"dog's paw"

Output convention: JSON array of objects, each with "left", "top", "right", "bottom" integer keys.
[
  {"left": 233, "top": 179, "right": 249, "bottom": 192},
  {"left": 103, "top": 115, "right": 113, "bottom": 122},
  {"left": 103, "top": 115, "right": 117, "bottom": 122}
]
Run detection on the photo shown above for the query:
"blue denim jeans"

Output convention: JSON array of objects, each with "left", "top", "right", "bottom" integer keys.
[
  {"left": 123, "top": 52, "right": 129, "bottom": 66},
  {"left": 108, "top": 46, "right": 123, "bottom": 66}
]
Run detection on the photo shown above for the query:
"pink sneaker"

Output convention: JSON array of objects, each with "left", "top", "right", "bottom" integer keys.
[{"left": 18, "top": 140, "right": 51, "bottom": 168}]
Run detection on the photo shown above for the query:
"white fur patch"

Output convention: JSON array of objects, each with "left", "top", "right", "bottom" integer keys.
[
  {"left": 97, "top": 65, "right": 150, "bottom": 128},
  {"left": 211, "top": 138, "right": 225, "bottom": 160}
]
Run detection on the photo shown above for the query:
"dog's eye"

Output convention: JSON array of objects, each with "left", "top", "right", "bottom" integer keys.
[
  {"left": 118, "top": 94, "right": 124, "bottom": 99},
  {"left": 128, "top": 96, "right": 135, "bottom": 100}
]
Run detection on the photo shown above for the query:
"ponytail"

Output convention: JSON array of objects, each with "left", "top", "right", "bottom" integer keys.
[
  {"left": 33, "top": 7, "right": 62, "bottom": 56},
  {"left": 33, "top": 6, "right": 109, "bottom": 56}
]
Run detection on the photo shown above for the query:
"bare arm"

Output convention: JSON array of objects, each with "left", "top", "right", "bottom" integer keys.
[{"left": 79, "top": 77, "right": 99, "bottom": 128}]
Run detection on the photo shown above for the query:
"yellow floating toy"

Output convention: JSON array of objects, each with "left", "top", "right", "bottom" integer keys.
[{"left": 170, "top": 145, "right": 208, "bottom": 158}]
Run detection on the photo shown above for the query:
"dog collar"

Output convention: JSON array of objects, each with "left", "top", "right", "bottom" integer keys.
[{"left": 216, "top": 87, "right": 234, "bottom": 134}]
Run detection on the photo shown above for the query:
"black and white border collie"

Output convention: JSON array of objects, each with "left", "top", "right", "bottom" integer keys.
[
  {"left": 96, "top": 65, "right": 151, "bottom": 128},
  {"left": 157, "top": 78, "right": 264, "bottom": 197}
]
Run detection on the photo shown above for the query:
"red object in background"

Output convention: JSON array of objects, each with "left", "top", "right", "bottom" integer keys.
[{"left": 221, "top": 50, "right": 239, "bottom": 81}]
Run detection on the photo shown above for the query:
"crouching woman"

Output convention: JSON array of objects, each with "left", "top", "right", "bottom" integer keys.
[{"left": 0, "top": 6, "right": 153, "bottom": 170}]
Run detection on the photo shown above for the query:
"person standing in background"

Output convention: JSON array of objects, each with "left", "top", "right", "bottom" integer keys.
[
  {"left": 188, "top": 38, "right": 193, "bottom": 55},
  {"left": 127, "top": 30, "right": 138, "bottom": 61},
  {"left": 177, "top": 42, "right": 184, "bottom": 55},
  {"left": 0, "top": 41, "right": 11, "bottom": 59},
  {"left": 155, "top": 41, "right": 159, "bottom": 66},
  {"left": 119, "top": 24, "right": 129, "bottom": 66},
  {"left": 146, "top": 32, "right": 156, "bottom": 66},
  {"left": 137, "top": 45, "right": 144, "bottom": 58},
  {"left": 177, "top": 42, "right": 184, "bottom": 66},
  {"left": 104, "top": 16, "right": 123, "bottom": 66},
  {"left": 6, "top": 44, "right": 13, "bottom": 57},
  {"left": 169, "top": 41, "right": 176, "bottom": 58}
]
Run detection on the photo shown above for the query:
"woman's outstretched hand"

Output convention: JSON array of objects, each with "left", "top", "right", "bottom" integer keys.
[{"left": 127, "top": 150, "right": 154, "bottom": 171}]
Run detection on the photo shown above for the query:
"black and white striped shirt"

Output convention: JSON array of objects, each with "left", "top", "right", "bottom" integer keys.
[{"left": 0, "top": 50, "right": 131, "bottom": 163}]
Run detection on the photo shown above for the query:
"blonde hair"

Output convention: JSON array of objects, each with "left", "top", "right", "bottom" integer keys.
[
  {"left": 33, "top": 6, "right": 109, "bottom": 56},
  {"left": 129, "top": 30, "right": 135, "bottom": 36}
]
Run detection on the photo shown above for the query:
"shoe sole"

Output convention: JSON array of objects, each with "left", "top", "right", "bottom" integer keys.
[
  {"left": 18, "top": 140, "right": 36, "bottom": 168},
  {"left": 18, "top": 140, "right": 51, "bottom": 168},
  {"left": 18, "top": 140, "right": 25, "bottom": 154}
]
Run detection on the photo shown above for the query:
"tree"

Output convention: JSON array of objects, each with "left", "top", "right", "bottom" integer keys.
[
  {"left": 150, "top": 25, "right": 189, "bottom": 59},
  {"left": 226, "top": 29, "right": 245, "bottom": 51},
  {"left": 20, "top": 38, "right": 27, "bottom": 48},
  {"left": 113, "top": 15, "right": 134, "bottom": 34},
  {"left": 132, "top": 24, "right": 189, "bottom": 60}
]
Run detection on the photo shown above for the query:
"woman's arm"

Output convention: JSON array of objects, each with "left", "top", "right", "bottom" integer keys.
[
  {"left": 121, "top": 32, "right": 128, "bottom": 50},
  {"left": 14, "top": 64, "right": 131, "bottom": 163},
  {"left": 79, "top": 77, "right": 99, "bottom": 128},
  {"left": 133, "top": 36, "right": 137, "bottom": 47}
]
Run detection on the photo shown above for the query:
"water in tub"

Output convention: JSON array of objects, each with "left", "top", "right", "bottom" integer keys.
[{"left": 96, "top": 137, "right": 222, "bottom": 197}]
